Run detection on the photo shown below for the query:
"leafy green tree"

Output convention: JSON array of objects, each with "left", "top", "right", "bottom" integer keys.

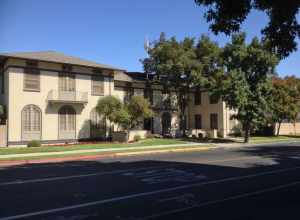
[
  {"left": 96, "top": 95, "right": 122, "bottom": 123},
  {"left": 113, "top": 108, "right": 131, "bottom": 131},
  {"left": 96, "top": 95, "right": 122, "bottom": 136},
  {"left": 143, "top": 33, "right": 217, "bottom": 135},
  {"left": 195, "top": 0, "right": 300, "bottom": 58},
  {"left": 96, "top": 95, "right": 153, "bottom": 133},
  {"left": 126, "top": 96, "right": 154, "bottom": 129},
  {"left": 212, "top": 33, "right": 278, "bottom": 143},
  {"left": 271, "top": 76, "right": 300, "bottom": 135}
]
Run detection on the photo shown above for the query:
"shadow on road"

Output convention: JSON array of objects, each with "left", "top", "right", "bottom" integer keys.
[{"left": 1, "top": 142, "right": 300, "bottom": 219}]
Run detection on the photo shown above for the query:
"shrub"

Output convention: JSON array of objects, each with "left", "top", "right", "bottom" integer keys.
[
  {"left": 146, "top": 133, "right": 155, "bottom": 138},
  {"left": 133, "top": 134, "right": 141, "bottom": 142},
  {"left": 27, "top": 140, "right": 41, "bottom": 148}
]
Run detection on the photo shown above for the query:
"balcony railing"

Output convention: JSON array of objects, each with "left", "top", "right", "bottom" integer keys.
[
  {"left": 152, "top": 99, "right": 177, "bottom": 110},
  {"left": 47, "top": 90, "right": 88, "bottom": 104}
]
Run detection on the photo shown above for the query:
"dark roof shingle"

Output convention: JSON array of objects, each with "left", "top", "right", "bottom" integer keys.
[{"left": 0, "top": 51, "right": 124, "bottom": 71}]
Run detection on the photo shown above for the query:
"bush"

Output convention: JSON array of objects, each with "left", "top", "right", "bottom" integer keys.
[
  {"left": 133, "top": 134, "right": 141, "bottom": 142},
  {"left": 27, "top": 140, "right": 41, "bottom": 148},
  {"left": 146, "top": 133, "right": 155, "bottom": 138}
]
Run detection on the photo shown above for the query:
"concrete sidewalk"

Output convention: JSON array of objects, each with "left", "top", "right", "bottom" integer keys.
[{"left": 0, "top": 142, "right": 206, "bottom": 160}]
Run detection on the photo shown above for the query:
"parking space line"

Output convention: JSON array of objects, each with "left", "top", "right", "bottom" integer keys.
[
  {"left": 0, "top": 155, "right": 292, "bottom": 186},
  {"left": 141, "top": 180, "right": 300, "bottom": 219},
  {"left": 0, "top": 165, "right": 177, "bottom": 186},
  {"left": 1, "top": 165, "right": 300, "bottom": 220}
]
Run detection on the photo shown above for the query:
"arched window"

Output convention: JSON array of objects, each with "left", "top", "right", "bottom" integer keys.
[
  {"left": 90, "top": 108, "right": 106, "bottom": 139},
  {"left": 22, "top": 105, "right": 41, "bottom": 140},
  {"left": 58, "top": 105, "right": 76, "bottom": 139}
]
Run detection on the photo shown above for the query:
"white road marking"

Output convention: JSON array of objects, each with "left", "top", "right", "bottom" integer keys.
[
  {"left": 141, "top": 180, "right": 300, "bottom": 220},
  {"left": 0, "top": 156, "right": 261, "bottom": 186},
  {"left": 1, "top": 165, "right": 300, "bottom": 220},
  {"left": 0, "top": 165, "right": 176, "bottom": 186}
]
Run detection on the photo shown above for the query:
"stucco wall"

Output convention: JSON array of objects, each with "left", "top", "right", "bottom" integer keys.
[
  {"left": 275, "top": 122, "right": 300, "bottom": 135},
  {"left": 188, "top": 92, "right": 229, "bottom": 137},
  {"left": 6, "top": 60, "right": 113, "bottom": 144}
]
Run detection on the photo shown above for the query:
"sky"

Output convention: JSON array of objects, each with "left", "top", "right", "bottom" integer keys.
[{"left": 0, "top": 0, "right": 299, "bottom": 76}]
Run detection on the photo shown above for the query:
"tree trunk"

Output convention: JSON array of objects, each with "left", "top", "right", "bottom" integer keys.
[
  {"left": 244, "top": 123, "right": 250, "bottom": 143},
  {"left": 276, "top": 120, "right": 282, "bottom": 136},
  {"left": 178, "top": 92, "right": 187, "bottom": 137}
]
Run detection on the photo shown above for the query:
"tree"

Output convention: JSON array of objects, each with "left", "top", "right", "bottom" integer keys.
[
  {"left": 126, "top": 96, "right": 154, "bottom": 129},
  {"left": 96, "top": 95, "right": 122, "bottom": 137},
  {"left": 195, "top": 0, "right": 300, "bottom": 58},
  {"left": 96, "top": 95, "right": 153, "bottom": 133},
  {"left": 142, "top": 33, "right": 211, "bottom": 136},
  {"left": 272, "top": 76, "right": 300, "bottom": 135},
  {"left": 96, "top": 95, "right": 122, "bottom": 123},
  {"left": 212, "top": 33, "right": 278, "bottom": 143}
]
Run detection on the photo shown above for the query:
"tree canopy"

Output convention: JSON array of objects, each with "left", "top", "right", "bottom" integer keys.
[
  {"left": 96, "top": 95, "right": 153, "bottom": 131},
  {"left": 212, "top": 33, "right": 278, "bottom": 142},
  {"left": 142, "top": 33, "right": 221, "bottom": 135},
  {"left": 195, "top": 0, "right": 300, "bottom": 58}
]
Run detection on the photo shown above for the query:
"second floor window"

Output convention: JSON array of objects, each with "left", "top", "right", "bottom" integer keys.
[
  {"left": 92, "top": 75, "right": 104, "bottom": 96},
  {"left": 194, "top": 90, "right": 202, "bottom": 105},
  {"left": 209, "top": 94, "right": 219, "bottom": 104},
  {"left": 24, "top": 61, "right": 40, "bottom": 92},
  {"left": 144, "top": 88, "right": 153, "bottom": 104},
  {"left": 124, "top": 84, "right": 134, "bottom": 103},
  {"left": 59, "top": 73, "right": 75, "bottom": 92}
]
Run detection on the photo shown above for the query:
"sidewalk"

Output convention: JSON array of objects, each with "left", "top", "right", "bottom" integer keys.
[
  {"left": 0, "top": 142, "right": 209, "bottom": 161},
  {"left": 1, "top": 139, "right": 299, "bottom": 167}
]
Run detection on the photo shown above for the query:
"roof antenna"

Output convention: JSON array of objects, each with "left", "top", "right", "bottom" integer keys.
[{"left": 144, "top": 35, "right": 150, "bottom": 80}]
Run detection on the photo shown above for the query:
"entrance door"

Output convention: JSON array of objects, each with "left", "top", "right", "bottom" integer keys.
[
  {"left": 162, "top": 112, "right": 171, "bottom": 135},
  {"left": 58, "top": 105, "right": 76, "bottom": 139}
]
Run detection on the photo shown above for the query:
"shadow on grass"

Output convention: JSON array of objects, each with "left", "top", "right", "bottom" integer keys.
[{"left": 179, "top": 137, "right": 240, "bottom": 144}]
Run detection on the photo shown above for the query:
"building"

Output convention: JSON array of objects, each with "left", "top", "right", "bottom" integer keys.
[{"left": 0, "top": 51, "right": 237, "bottom": 146}]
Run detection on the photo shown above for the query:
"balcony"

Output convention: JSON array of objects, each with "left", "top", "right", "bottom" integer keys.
[
  {"left": 47, "top": 90, "right": 88, "bottom": 104},
  {"left": 152, "top": 99, "right": 177, "bottom": 111}
]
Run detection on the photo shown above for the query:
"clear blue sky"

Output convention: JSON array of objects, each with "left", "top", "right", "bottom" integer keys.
[{"left": 0, "top": 0, "right": 299, "bottom": 76}]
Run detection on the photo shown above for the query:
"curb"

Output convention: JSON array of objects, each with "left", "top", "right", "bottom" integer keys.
[{"left": 0, "top": 145, "right": 212, "bottom": 168}]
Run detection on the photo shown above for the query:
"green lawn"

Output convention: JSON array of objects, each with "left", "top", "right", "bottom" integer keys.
[
  {"left": 249, "top": 135, "right": 300, "bottom": 143},
  {"left": 0, "top": 138, "right": 188, "bottom": 155},
  {"left": 0, "top": 145, "right": 211, "bottom": 161}
]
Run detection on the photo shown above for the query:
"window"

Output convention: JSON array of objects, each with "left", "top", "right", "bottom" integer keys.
[
  {"left": 210, "top": 113, "right": 218, "bottom": 129},
  {"left": 209, "top": 94, "right": 219, "bottom": 104},
  {"left": 194, "top": 114, "right": 202, "bottom": 129},
  {"left": 144, "top": 88, "right": 153, "bottom": 104},
  {"left": 59, "top": 106, "right": 75, "bottom": 131},
  {"left": 92, "top": 75, "right": 104, "bottom": 96},
  {"left": 194, "top": 90, "right": 202, "bottom": 105},
  {"left": 59, "top": 73, "right": 75, "bottom": 92},
  {"left": 21, "top": 105, "right": 41, "bottom": 140},
  {"left": 124, "top": 86, "right": 134, "bottom": 103},
  {"left": 24, "top": 61, "right": 40, "bottom": 92}
]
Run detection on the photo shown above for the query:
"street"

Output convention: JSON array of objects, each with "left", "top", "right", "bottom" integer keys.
[{"left": 1, "top": 142, "right": 300, "bottom": 219}]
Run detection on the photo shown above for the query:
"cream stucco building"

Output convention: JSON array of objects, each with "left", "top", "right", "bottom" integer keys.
[{"left": 0, "top": 51, "right": 237, "bottom": 146}]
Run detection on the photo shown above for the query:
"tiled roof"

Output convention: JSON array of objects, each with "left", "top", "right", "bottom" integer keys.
[{"left": 0, "top": 51, "right": 124, "bottom": 71}]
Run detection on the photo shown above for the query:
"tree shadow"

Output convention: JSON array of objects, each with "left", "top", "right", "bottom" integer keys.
[{"left": 1, "top": 142, "right": 300, "bottom": 219}]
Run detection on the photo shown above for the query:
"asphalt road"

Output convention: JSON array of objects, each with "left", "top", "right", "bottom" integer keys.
[{"left": 1, "top": 142, "right": 300, "bottom": 219}]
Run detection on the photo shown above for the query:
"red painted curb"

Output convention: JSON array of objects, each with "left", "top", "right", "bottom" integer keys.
[{"left": 0, "top": 153, "right": 116, "bottom": 168}]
